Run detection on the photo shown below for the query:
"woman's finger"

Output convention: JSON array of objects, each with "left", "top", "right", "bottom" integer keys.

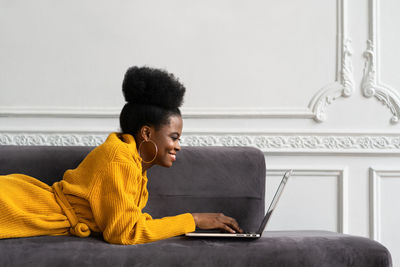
[
  {"left": 230, "top": 219, "right": 243, "bottom": 233},
  {"left": 222, "top": 216, "right": 243, "bottom": 233},
  {"left": 222, "top": 224, "right": 236, "bottom": 234}
]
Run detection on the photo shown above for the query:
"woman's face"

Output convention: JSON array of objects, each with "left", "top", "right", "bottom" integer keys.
[{"left": 151, "top": 115, "right": 183, "bottom": 168}]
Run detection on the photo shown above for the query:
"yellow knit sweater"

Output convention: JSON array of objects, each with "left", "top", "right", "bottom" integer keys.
[{"left": 0, "top": 133, "right": 195, "bottom": 244}]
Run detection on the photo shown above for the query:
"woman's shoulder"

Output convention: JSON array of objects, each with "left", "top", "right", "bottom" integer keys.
[
  {"left": 88, "top": 133, "right": 143, "bottom": 186},
  {"left": 95, "top": 132, "right": 140, "bottom": 165}
]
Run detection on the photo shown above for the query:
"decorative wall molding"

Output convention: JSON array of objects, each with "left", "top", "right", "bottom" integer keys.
[
  {"left": 183, "top": 108, "right": 314, "bottom": 119},
  {"left": 369, "top": 168, "right": 400, "bottom": 241},
  {"left": 362, "top": 0, "right": 400, "bottom": 124},
  {"left": 0, "top": 106, "right": 315, "bottom": 119},
  {"left": 0, "top": 107, "right": 120, "bottom": 118},
  {"left": 266, "top": 168, "right": 348, "bottom": 233},
  {"left": 1, "top": 132, "right": 399, "bottom": 155},
  {"left": 308, "top": 0, "right": 354, "bottom": 122},
  {"left": 0, "top": 133, "right": 107, "bottom": 147},
  {"left": 181, "top": 134, "right": 400, "bottom": 154}
]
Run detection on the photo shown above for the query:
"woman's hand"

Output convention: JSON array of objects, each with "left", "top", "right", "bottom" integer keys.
[{"left": 191, "top": 213, "right": 243, "bottom": 233}]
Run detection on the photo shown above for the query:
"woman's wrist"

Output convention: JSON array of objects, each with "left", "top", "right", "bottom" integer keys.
[{"left": 191, "top": 213, "right": 198, "bottom": 226}]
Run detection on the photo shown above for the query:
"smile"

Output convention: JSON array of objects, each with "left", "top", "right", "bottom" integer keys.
[{"left": 168, "top": 153, "right": 176, "bottom": 161}]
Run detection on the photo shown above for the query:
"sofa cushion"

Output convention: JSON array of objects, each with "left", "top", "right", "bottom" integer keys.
[
  {"left": 145, "top": 146, "right": 266, "bottom": 232},
  {"left": 0, "top": 231, "right": 391, "bottom": 267}
]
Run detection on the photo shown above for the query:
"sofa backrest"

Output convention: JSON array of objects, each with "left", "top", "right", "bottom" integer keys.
[
  {"left": 0, "top": 145, "right": 266, "bottom": 232},
  {"left": 0, "top": 145, "right": 93, "bottom": 184}
]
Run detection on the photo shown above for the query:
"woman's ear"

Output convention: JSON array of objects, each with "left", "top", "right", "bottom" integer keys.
[{"left": 140, "top": 125, "right": 153, "bottom": 141}]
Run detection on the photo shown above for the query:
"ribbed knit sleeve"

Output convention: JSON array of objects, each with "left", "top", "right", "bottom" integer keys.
[{"left": 88, "top": 161, "right": 195, "bottom": 245}]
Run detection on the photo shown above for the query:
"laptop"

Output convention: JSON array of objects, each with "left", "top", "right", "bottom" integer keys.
[{"left": 185, "top": 170, "right": 292, "bottom": 239}]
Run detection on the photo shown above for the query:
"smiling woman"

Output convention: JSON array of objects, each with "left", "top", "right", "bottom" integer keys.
[
  {"left": 138, "top": 115, "right": 182, "bottom": 168},
  {"left": 119, "top": 66, "right": 185, "bottom": 170},
  {"left": 0, "top": 66, "right": 243, "bottom": 245}
]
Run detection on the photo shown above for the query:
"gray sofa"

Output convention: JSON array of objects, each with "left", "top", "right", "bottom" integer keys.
[{"left": 0, "top": 145, "right": 392, "bottom": 267}]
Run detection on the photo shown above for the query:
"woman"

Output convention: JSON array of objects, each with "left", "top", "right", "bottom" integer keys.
[{"left": 0, "top": 66, "right": 243, "bottom": 244}]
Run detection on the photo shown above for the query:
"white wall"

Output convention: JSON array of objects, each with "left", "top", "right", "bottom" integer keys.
[{"left": 1, "top": 0, "right": 400, "bottom": 265}]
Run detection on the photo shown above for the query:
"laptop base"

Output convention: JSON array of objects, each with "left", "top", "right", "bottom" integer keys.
[{"left": 185, "top": 232, "right": 260, "bottom": 238}]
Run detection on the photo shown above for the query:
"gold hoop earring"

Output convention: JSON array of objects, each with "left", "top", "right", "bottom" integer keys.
[{"left": 138, "top": 140, "right": 158, "bottom": 164}]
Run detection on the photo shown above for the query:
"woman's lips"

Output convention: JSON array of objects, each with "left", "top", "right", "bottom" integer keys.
[{"left": 169, "top": 153, "right": 176, "bottom": 161}]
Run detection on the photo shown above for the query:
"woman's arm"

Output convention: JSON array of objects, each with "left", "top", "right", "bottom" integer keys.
[{"left": 89, "top": 162, "right": 195, "bottom": 245}]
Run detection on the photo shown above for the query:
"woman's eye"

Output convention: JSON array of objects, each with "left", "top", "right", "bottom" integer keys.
[{"left": 171, "top": 137, "right": 181, "bottom": 143}]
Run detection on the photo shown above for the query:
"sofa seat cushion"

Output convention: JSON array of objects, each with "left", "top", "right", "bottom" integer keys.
[{"left": 0, "top": 231, "right": 391, "bottom": 267}]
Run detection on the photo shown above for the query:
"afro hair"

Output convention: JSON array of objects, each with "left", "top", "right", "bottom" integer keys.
[
  {"left": 120, "top": 66, "right": 186, "bottom": 136},
  {"left": 122, "top": 66, "right": 186, "bottom": 110}
]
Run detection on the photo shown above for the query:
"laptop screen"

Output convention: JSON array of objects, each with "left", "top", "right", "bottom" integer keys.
[{"left": 256, "top": 170, "right": 292, "bottom": 234}]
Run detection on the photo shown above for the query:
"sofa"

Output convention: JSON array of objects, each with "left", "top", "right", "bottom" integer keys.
[{"left": 0, "top": 145, "right": 392, "bottom": 267}]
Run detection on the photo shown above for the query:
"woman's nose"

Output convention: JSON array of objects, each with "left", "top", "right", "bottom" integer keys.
[{"left": 175, "top": 142, "right": 181, "bottom": 151}]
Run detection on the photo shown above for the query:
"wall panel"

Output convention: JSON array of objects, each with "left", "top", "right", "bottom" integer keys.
[
  {"left": 370, "top": 168, "right": 400, "bottom": 265},
  {"left": 265, "top": 168, "right": 348, "bottom": 233}
]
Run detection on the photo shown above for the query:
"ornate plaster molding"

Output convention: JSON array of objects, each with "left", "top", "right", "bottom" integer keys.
[
  {"left": 181, "top": 134, "right": 400, "bottom": 153},
  {"left": 0, "top": 133, "right": 106, "bottom": 147},
  {"left": 308, "top": 0, "right": 354, "bottom": 122},
  {"left": 2, "top": 132, "right": 399, "bottom": 154},
  {"left": 362, "top": 0, "right": 400, "bottom": 124}
]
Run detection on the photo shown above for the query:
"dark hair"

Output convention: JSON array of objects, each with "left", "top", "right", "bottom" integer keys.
[{"left": 120, "top": 66, "right": 186, "bottom": 136}]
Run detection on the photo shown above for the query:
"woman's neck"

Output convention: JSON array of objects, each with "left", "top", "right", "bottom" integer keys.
[{"left": 141, "top": 162, "right": 152, "bottom": 174}]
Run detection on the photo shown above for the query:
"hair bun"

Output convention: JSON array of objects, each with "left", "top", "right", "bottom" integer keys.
[{"left": 122, "top": 66, "right": 186, "bottom": 109}]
